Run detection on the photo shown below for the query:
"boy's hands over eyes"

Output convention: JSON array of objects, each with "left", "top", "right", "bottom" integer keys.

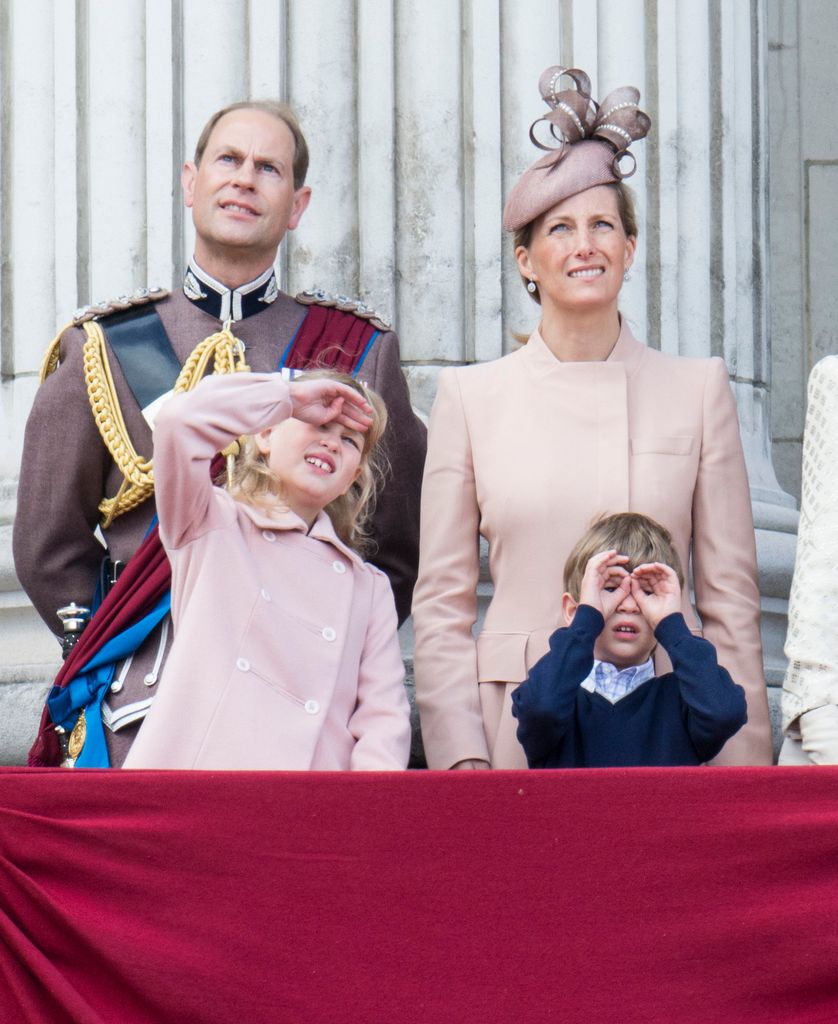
[
  {"left": 579, "top": 550, "right": 632, "bottom": 619},
  {"left": 630, "top": 563, "right": 682, "bottom": 629}
]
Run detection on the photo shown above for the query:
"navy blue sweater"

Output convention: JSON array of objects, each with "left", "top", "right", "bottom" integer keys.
[{"left": 511, "top": 605, "right": 747, "bottom": 767}]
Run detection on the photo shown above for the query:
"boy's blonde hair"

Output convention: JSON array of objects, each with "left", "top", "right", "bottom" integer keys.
[
  {"left": 563, "top": 512, "right": 685, "bottom": 600},
  {"left": 228, "top": 370, "right": 389, "bottom": 555}
]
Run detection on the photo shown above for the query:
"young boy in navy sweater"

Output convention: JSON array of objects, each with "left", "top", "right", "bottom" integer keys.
[{"left": 511, "top": 513, "right": 747, "bottom": 767}]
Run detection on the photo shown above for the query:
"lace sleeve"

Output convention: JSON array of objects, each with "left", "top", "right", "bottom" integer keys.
[{"left": 783, "top": 356, "right": 838, "bottom": 730}]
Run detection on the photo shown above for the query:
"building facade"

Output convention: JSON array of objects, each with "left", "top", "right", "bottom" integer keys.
[{"left": 1, "top": 0, "right": 833, "bottom": 761}]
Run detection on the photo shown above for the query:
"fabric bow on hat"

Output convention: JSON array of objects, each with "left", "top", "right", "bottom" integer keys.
[
  {"left": 502, "top": 64, "right": 652, "bottom": 232},
  {"left": 529, "top": 66, "right": 651, "bottom": 179}
]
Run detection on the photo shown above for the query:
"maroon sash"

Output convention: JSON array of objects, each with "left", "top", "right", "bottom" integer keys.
[
  {"left": 283, "top": 304, "right": 378, "bottom": 373},
  {"left": 28, "top": 305, "right": 379, "bottom": 766}
]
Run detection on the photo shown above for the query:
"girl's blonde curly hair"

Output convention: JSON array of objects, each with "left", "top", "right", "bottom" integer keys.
[{"left": 227, "top": 370, "right": 389, "bottom": 555}]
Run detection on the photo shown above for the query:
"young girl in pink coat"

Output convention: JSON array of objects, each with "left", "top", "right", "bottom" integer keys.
[{"left": 123, "top": 370, "right": 411, "bottom": 770}]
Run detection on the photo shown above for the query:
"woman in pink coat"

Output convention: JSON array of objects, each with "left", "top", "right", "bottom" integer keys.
[
  {"left": 412, "top": 67, "right": 772, "bottom": 769},
  {"left": 124, "top": 369, "right": 411, "bottom": 770}
]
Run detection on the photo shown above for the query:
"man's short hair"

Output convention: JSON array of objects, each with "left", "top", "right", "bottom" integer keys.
[
  {"left": 563, "top": 512, "right": 685, "bottom": 600},
  {"left": 193, "top": 100, "right": 310, "bottom": 189}
]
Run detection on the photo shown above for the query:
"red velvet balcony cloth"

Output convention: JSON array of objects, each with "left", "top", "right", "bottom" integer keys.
[{"left": 1, "top": 767, "right": 837, "bottom": 1024}]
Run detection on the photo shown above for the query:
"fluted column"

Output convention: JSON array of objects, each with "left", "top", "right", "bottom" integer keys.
[
  {"left": 649, "top": 0, "right": 795, "bottom": 702},
  {"left": 1, "top": 0, "right": 64, "bottom": 750},
  {"left": 287, "top": 0, "right": 358, "bottom": 297}
]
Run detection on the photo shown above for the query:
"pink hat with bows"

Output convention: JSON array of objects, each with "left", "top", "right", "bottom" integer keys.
[{"left": 503, "top": 67, "right": 651, "bottom": 232}]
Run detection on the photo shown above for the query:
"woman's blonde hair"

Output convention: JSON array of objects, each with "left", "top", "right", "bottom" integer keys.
[{"left": 227, "top": 370, "right": 389, "bottom": 555}]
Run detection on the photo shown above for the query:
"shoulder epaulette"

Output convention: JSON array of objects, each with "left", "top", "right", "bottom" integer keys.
[
  {"left": 72, "top": 286, "right": 169, "bottom": 326},
  {"left": 39, "top": 287, "right": 170, "bottom": 385},
  {"left": 39, "top": 284, "right": 170, "bottom": 385},
  {"left": 295, "top": 288, "right": 392, "bottom": 332}
]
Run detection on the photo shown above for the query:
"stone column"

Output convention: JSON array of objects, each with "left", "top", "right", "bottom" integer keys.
[
  {"left": 1, "top": 0, "right": 64, "bottom": 758},
  {"left": 646, "top": 0, "right": 797, "bottom": 712}
]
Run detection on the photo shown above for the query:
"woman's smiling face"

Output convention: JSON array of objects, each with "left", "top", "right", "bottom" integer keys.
[{"left": 515, "top": 184, "right": 636, "bottom": 316}]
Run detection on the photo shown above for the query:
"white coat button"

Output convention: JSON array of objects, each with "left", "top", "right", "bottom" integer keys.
[
  {"left": 236, "top": 657, "right": 250, "bottom": 672},
  {"left": 322, "top": 627, "right": 337, "bottom": 642},
  {"left": 332, "top": 560, "right": 346, "bottom": 574},
  {"left": 304, "top": 700, "right": 320, "bottom": 715},
  {"left": 261, "top": 530, "right": 276, "bottom": 543},
  {"left": 261, "top": 588, "right": 271, "bottom": 602}
]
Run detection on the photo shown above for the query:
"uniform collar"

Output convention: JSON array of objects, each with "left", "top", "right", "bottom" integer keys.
[{"left": 183, "top": 258, "right": 279, "bottom": 322}]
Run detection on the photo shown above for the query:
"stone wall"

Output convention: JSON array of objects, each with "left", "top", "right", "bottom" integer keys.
[{"left": 767, "top": 0, "right": 838, "bottom": 503}]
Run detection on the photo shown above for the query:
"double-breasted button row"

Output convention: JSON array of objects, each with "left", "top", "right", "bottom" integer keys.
[{"left": 235, "top": 658, "right": 320, "bottom": 715}]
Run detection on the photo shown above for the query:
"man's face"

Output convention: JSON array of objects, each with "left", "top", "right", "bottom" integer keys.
[{"left": 182, "top": 108, "right": 311, "bottom": 275}]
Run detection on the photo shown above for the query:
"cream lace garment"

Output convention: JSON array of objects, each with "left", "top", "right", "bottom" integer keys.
[{"left": 783, "top": 355, "right": 838, "bottom": 731}]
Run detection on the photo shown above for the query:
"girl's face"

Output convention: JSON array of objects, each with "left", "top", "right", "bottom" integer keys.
[
  {"left": 255, "top": 418, "right": 364, "bottom": 526},
  {"left": 515, "top": 185, "right": 635, "bottom": 316}
]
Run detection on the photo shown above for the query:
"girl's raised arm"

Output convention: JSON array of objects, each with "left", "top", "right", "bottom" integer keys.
[{"left": 152, "top": 373, "right": 293, "bottom": 549}]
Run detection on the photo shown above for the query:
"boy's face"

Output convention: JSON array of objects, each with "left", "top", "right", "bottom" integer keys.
[
  {"left": 592, "top": 588, "right": 657, "bottom": 668},
  {"left": 562, "top": 581, "right": 657, "bottom": 669}
]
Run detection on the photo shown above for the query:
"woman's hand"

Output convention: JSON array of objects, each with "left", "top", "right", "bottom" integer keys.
[
  {"left": 799, "top": 705, "right": 838, "bottom": 764},
  {"left": 288, "top": 378, "right": 373, "bottom": 433},
  {"left": 630, "top": 562, "right": 682, "bottom": 629},
  {"left": 450, "top": 759, "right": 491, "bottom": 770}
]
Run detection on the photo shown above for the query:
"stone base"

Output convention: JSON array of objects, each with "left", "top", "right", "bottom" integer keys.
[
  {"left": 0, "top": 679, "right": 51, "bottom": 766},
  {"left": 0, "top": 588, "right": 60, "bottom": 766}
]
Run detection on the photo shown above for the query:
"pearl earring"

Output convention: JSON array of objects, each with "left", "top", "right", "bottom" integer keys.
[
  {"left": 527, "top": 279, "right": 537, "bottom": 294},
  {"left": 623, "top": 270, "right": 631, "bottom": 282}
]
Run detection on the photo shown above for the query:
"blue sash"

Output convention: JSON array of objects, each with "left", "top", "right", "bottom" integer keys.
[{"left": 48, "top": 592, "right": 171, "bottom": 767}]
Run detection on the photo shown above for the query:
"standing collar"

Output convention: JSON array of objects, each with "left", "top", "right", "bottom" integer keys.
[
  {"left": 183, "top": 258, "right": 279, "bottom": 322},
  {"left": 236, "top": 500, "right": 366, "bottom": 568},
  {"left": 525, "top": 315, "right": 647, "bottom": 377}
]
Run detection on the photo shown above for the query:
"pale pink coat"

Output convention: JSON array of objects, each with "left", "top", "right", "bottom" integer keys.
[
  {"left": 124, "top": 373, "right": 411, "bottom": 770},
  {"left": 413, "top": 321, "right": 772, "bottom": 769}
]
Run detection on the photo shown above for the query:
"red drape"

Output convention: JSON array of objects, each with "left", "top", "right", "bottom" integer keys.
[{"left": 1, "top": 767, "right": 837, "bottom": 1024}]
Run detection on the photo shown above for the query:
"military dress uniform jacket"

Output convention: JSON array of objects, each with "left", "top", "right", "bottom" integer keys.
[
  {"left": 123, "top": 372, "right": 411, "bottom": 770},
  {"left": 14, "top": 286, "right": 425, "bottom": 625},
  {"left": 412, "top": 319, "right": 772, "bottom": 769},
  {"left": 14, "top": 285, "right": 425, "bottom": 764}
]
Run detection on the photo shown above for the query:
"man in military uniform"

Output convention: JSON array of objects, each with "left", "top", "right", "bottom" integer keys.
[{"left": 14, "top": 100, "right": 426, "bottom": 766}]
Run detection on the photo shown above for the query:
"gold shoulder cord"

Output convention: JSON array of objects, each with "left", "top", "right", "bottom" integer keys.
[
  {"left": 80, "top": 319, "right": 249, "bottom": 527},
  {"left": 38, "top": 328, "right": 67, "bottom": 384}
]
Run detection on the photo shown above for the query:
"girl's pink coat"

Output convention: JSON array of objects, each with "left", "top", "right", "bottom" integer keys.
[{"left": 124, "top": 373, "right": 411, "bottom": 770}]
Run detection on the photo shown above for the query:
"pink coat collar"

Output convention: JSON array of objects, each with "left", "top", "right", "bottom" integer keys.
[
  {"left": 526, "top": 316, "right": 647, "bottom": 378},
  {"left": 236, "top": 500, "right": 365, "bottom": 568}
]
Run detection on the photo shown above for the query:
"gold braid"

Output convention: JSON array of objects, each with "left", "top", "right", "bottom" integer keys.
[
  {"left": 39, "top": 327, "right": 68, "bottom": 383},
  {"left": 83, "top": 318, "right": 250, "bottom": 527}
]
